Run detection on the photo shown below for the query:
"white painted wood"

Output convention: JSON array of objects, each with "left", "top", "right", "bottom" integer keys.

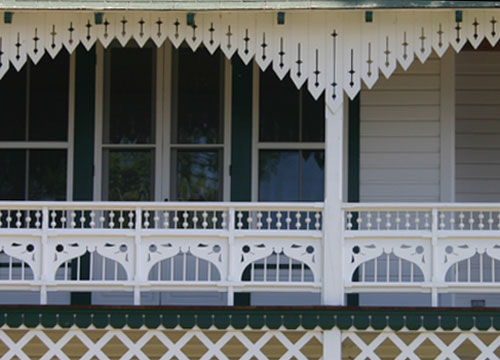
[
  {"left": 360, "top": 56, "right": 442, "bottom": 203},
  {"left": 0, "top": 9, "right": 493, "bottom": 106},
  {"left": 322, "top": 329, "right": 341, "bottom": 360},
  {"left": 323, "top": 103, "right": 344, "bottom": 305},
  {"left": 440, "top": 50, "right": 455, "bottom": 202},
  {"left": 456, "top": 51, "right": 500, "bottom": 202}
]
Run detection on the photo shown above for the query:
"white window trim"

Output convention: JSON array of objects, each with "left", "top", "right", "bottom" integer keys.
[{"left": 251, "top": 61, "right": 325, "bottom": 202}]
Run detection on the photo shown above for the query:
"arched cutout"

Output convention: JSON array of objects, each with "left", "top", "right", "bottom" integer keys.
[
  {"left": 446, "top": 252, "right": 500, "bottom": 283},
  {"left": 148, "top": 251, "right": 221, "bottom": 282},
  {"left": 241, "top": 250, "right": 314, "bottom": 282},
  {"left": 353, "top": 251, "right": 424, "bottom": 283},
  {"left": 55, "top": 250, "right": 128, "bottom": 281}
]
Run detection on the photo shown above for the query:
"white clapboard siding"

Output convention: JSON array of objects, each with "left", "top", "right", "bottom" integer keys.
[
  {"left": 360, "top": 55, "right": 441, "bottom": 202},
  {"left": 456, "top": 51, "right": 500, "bottom": 202}
]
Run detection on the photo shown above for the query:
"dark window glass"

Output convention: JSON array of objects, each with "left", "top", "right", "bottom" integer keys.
[
  {"left": 259, "top": 150, "right": 324, "bottom": 201},
  {"left": 0, "top": 149, "right": 67, "bottom": 200},
  {"left": 105, "top": 47, "right": 155, "bottom": 144},
  {"left": 259, "top": 151, "right": 299, "bottom": 201},
  {"left": 174, "top": 150, "right": 221, "bottom": 201},
  {"left": 29, "top": 52, "right": 69, "bottom": 141},
  {"left": 105, "top": 150, "right": 153, "bottom": 201},
  {"left": 259, "top": 70, "right": 299, "bottom": 142},
  {"left": 0, "top": 67, "right": 27, "bottom": 141},
  {"left": 0, "top": 150, "right": 26, "bottom": 200},
  {"left": 302, "top": 93, "right": 325, "bottom": 142},
  {"left": 28, "top": 150, "right": 67, "bottom": 200},
  {"left": 175, "top": 47, "right": 222, "bottom": 144},
  {"left": 301, "top": 150, "right": 324, "bottom": 201}
]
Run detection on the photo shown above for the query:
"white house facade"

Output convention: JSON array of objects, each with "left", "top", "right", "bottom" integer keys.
[{"left": 0, "top": 0, "right": 500, "bottom": 358}]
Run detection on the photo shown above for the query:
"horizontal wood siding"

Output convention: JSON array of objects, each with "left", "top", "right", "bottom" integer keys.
[
  {"left": 456, "top": 52, "right": 500, "bottom": 202},
  {"left": 359, "top": 57, "right": 441, "bottom": 202}
]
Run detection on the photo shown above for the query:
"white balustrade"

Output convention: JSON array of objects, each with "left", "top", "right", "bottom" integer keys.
[
  {"left": 344, "top": 203, "right": 500, "bottom": 305},
  {"left": 0, "top": 201, "right": 322, "bottom": 304},
  {"left": 4, "top": 201, "right": 500, "bottom": 305}
]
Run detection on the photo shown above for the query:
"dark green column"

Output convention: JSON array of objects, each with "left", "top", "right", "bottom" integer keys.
[
  {"left": 347, "top": 95, "right": 360, "bottom": 306},
  {"left": 230, "top": 57, "right": 253, "bottom": 306},
  {"left": 71, "top": 45, "right": 96, "bottom": 305}
]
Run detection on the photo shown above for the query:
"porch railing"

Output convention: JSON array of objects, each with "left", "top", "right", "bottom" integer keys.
[
  {"left": 2, "top": 201, "right": 500, "bottom": 306},
  {"left": 344, "top": 203, "right": 500, "bottom": 306},
  {"left": 0, "top": 201, "right": 323, "bottom": 304}
]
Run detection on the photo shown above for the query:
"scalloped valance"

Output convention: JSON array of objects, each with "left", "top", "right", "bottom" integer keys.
[{"left": 0, "top": 9, "right": 498, "bottom": 110}]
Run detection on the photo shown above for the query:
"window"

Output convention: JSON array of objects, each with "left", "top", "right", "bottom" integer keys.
[
  {"left": 102, "top": 42, "right": 156, "bottom": 201},
  {"left": 170, "top": 47, "right": 225, "bottom": 201},
  {"left": 99, "top": 43, "right": 229, "bottom": 202},
  {"left": 256, "top": 67, "right": 325, "bottom": 202},
  {"left": 0, "top": 53, "right": 71, "bottom": 201}
]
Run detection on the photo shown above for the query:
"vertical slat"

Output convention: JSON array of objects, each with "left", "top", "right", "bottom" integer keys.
[
  {"left": 182, "top": 252, "right": 187, "bottom": 281},
  {"left": 276, "top": 252, "right": 280, "bottom": 281},
  {"left": 89, "top": 251, "right": 94, "bottom": 280},
  {"left": 170, "top": 257, "right": 174, "bottom": 281},
  {"left": 77, "top": 255, "right": 81, "bottom": 280}
]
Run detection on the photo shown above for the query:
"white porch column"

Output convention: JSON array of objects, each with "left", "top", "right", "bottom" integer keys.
[
  {"left": 322, "top": 102, "right": 345, "bottom": 305},
  {"left": 323, "top": 328, "right": 342, "bottom": 359}
]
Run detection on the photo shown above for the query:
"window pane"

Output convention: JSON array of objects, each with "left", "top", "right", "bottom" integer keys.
[
  {"left": 105, "top": 150, "right": 153, "bottom": 201},
  {"left": 29, "top": 53, "right": 69, "bottom": 141},
  {"left": 28, "top": 150, "right": 67, "bottom": 200},
  {"left": 175, "top": 47, "right": 222, "bottom": 144},
  {"left": 105, "top": 47, "right": 155, "bottom": 144},
  {"left": 259, "top": 151, "right": 299, "bottom": 201},
  {"left": 259, "top": 70, "right": 299, "bottom": 142},
  {"left": 174, "top": 150, "right": 221, "bottom": 201},
  {"left": 0, "top": 67, "right": 26, "bottom": 141},
  {"left": 302, "top": 92, "right": 325, "bottom": 142},
  {"left": 0, "top": 150, "right": 26, "bottom": 200},
  {"left": 301, "top": 150, "right": 324, "bottom": 201}
]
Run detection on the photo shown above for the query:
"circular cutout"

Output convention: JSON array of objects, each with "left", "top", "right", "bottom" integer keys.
[
  {"left": 445, "top": 245, "right": 453, "bottom": 254},
  {"left": 416, "top": 245, "right": 424, "bottom": 254},
  {"left": 353, "top": 246, "right": 360, "bottom": 254},
  {"left": 119, "top": 244, "right": 128, "bottom": 253},
  {"left": 56, "top": 244, "right": 64, "bottom": 253},
  {"left": 26, "top": 244, "right": 34, "bottom": 253},
  {"left": 149, "top": 244, "right": 157, "bottom": 253},
  {"left": 213, "top": 245, "right": 221, "bottom": 253},
  {"left": 306, "top": 245, "right": 314, "bottom": 254},
  {"left": 242, "top": 245, "right": 250, "bottom": 253}
]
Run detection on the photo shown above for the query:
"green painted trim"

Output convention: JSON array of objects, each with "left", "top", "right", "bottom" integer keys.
[
  {"left": 347, "top": 95, "right": 360, "bottom": 307},
  {"left": 230, "top": 56, "right": 252, "bottom": 203},
  {"left": 230, "top": 56, "right": 253, "bottom": 306},
  {"left": 2, "top": 306, "right": 500, "bottom": 331},
  {"left": 71, "top": 44, "right": 96, "bottom": 306},
  {"left": 0, "top": 1, "right": 498, "bottom": 10}
]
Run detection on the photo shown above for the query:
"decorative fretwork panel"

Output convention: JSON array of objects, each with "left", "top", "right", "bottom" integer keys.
[{"left": 1, "top": 10, "right": 500, "bottom": 111}]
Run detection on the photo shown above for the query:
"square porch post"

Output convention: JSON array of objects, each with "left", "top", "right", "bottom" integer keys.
[{"left": 322, "top": 102, "right": 345, "bottom": 305}]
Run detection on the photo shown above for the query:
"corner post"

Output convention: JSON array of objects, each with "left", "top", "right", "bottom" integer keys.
[{"left": 322, "top": 102, "right": 345, "bottom": 305}]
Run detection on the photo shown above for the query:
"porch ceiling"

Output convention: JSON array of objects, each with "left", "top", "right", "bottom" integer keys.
[
  {"left": 0, "top": 0, "right": 498, "bottom": 11},
  {"left": 1, "top": 305, "right": 499, "bottom": 331}
]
